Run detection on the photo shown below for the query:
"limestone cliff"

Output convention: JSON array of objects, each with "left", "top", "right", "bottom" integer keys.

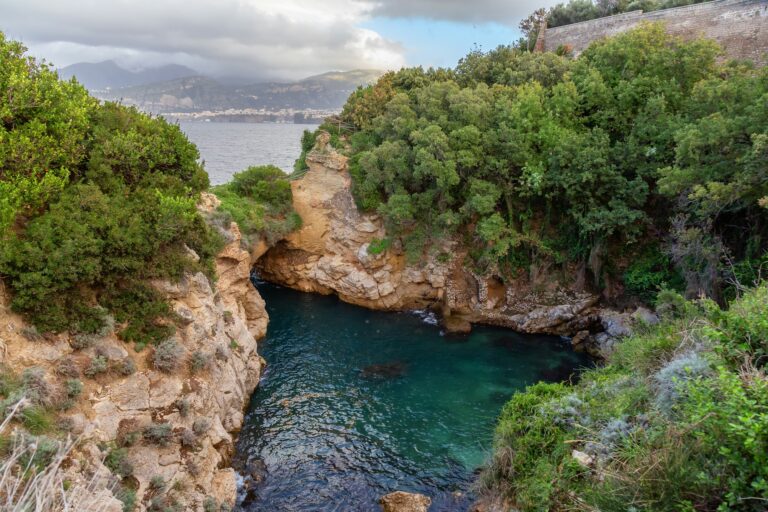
[
  {"left": 257, "top": 133, "right": 600, "bottom": 336},
  {"left": 0, "top": 214, "right": 267, "bottom": 511}
]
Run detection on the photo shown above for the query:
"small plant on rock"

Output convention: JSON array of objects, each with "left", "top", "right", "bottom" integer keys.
[
  {"left": 55, "top": 357, "right": 80, "bottom": 378},
  {"left": 190, "top": 351, "right": 211, "bottom": 373},
  {"left": 192, "top": 418, "right": 210, "bottom": 436},
  {"left": 115, "top": 357, "right": 136, "bottom": 376},
  {"left": 65, "top": 379, "right": 83, "bottom": 399},
  {"left": 152, "top": 339, "right": 184, "bottom": 373},
  {"left": 84, "top": 356, "right": 108, "bottom": 377},
  {"left": 105, "top": 447, "right": 134, "bottom": 478},
  {"left": 143, "top": 422, "right": 172, "bottom": 447}
]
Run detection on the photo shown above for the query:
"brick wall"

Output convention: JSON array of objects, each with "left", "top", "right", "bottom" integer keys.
[{"left": 539, "top": 0, "right": 768, "bottom": 65}]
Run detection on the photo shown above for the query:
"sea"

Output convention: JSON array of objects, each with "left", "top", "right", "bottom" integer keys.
[{"left": 178, "top": 122, "right": 319, "bottom": 185}]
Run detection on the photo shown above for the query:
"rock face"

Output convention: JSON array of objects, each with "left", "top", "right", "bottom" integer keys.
[
  {"left": 257, "top": 134, "right": 599, "bottom": 336},
  {"left": 0, "top": 219, "right": 267, "bottom": 511},
  {"left": 380, "top": 491, "right": 432, "bottom": 512}
]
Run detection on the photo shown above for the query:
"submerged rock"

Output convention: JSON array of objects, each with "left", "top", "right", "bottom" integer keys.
[
  {"left": 380, "top": 491, "right": 432, "bottom": 512},
  {"left": 361, "top": 361, "right": 408, "bottom": 379}
]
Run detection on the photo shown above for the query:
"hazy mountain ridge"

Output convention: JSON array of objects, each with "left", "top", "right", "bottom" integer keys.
[
  {"left": 81, "top": 66, "right": 383, "bottom": 115},
  {"left": 58, "top": 60, "right": 198, "bottom": 90}
]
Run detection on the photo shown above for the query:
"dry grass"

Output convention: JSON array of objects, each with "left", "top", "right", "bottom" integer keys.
[{"left": 0, "top": 399, "right": 114, "bottom": 511}]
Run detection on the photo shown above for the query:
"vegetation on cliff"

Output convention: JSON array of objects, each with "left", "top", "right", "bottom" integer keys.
[
  {"left": 544, "top": 0, "right": 713, "bottom": 29},
  {"left": 0, "top": 32, "right": 221, "bottom": 345},
  {"left": 210, "top": 165, "right": 301, "bottom": 245},
  {"left": 315, "top": 24, "right": 767, "bottom": 303},
  {"left": 481, "top": 284, "right": 768, "bottom": 511}
]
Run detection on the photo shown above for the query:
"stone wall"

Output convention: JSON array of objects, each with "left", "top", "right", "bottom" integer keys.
[{"left": 538, "top": 0, "right": 768, "bottom": 65}]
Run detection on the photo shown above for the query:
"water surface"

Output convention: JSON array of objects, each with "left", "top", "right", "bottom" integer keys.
[
  {"left": 235, "top": 283, "right": 591, "bottom": 511},
  {"left": 179, "top": 122, "right": 318, "bottom": 184}
]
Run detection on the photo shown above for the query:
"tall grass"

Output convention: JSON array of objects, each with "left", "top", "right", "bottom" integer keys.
[{"left": 0, "top": 399, "right": 113, "bottom": 511}]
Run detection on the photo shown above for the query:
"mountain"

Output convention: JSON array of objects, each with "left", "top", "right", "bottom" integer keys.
[
  {"left": 95, "top": 69, "right": 384, "bottom": 114},
  {"left": 58, "top": 60, "right": 198, "bottom": 90}
]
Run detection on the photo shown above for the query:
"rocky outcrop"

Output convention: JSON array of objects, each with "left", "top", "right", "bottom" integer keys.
[
  {"left": 0, "top": 218, "right": 267, "bottom": 510},
  {"left": 257, "top": 133, "right": 599, "bottom": 336},
  {"left": 380, "top": 491, "right": 432, "bottom": 512}
]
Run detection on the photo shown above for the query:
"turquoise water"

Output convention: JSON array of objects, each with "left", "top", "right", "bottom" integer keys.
[{"left": 234, "top": 282, "right": 591, "bottom": 511}]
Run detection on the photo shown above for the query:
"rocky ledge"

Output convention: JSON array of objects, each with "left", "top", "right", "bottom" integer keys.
[
  {"left": 0, "top": 214, "right": 267, "bottom": 511},
  {"left": 257, "top": 133, "right": 643, "bottom": 346}
]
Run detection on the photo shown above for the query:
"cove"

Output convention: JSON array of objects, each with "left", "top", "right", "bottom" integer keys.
[{"left": 234, "top": 281, "right": 592, "bottom": 511}]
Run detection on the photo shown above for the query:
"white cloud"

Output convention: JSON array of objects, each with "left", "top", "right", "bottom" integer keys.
[{"left": 0, "top": 0, "right": 406, "bottom": 80}]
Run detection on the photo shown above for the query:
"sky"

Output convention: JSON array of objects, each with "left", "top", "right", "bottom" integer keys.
[{"left": 0, "top": 0, "right": 556, "bottom": 81}]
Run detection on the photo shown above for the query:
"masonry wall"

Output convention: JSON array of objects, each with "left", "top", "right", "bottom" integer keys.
[{"left": 539, "top": 0, "right": 768, "bottom": 65}]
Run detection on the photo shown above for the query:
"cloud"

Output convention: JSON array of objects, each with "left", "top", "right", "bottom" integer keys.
[
  {"left": 0, "top": 0, "right": 406, "bottom": 80},
  {"left": 360, "top": 0, "right": 553, "bottom": 24}
]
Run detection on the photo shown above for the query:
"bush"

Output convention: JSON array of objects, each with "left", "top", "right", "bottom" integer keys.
[
  {"left": 143, "top": 423, "right": 172, "bottom": 447},
  {"left": 152, "top": 339, "right": 184, "bottom": 373},
  {"left": 115, "top": 357, "right": 137, "bottom": 376},
  {"left": 21, "top": 368, "right": 52, "bottom": 407},
  {"left": 56, "top": 357, "right": 80, "bottom": 378},
  {"left": 84, "top": 356, "right": 108, "bottom": 378},
  {"left": 192, "top": 418, "right": 210, "bottom": 436},
  {"left": 105, "top": 447, "right": 134, "bottom": 478},
  {"left": 210, "top": 165, "right": 301, "bottom": 245},
  {"left": 65, "top": 379, "right": 83, "bottom": 399},
  {"left": 190, "top": 351, "right": 211, "bottom": 373}
]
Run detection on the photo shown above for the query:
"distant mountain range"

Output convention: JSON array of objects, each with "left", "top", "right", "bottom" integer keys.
[
  {"left": 59, "top": 60, "right": 198, "bottom": 90},
  {"left": 58, "top": 61, "right": 383, "bottom": 117}
]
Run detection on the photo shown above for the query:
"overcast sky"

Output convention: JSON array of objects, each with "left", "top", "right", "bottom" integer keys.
[{"left": 0, "top": 0, "right": 554, "bottom": 81}]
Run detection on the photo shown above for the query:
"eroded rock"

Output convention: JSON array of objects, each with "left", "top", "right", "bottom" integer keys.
[{"left": 380, "top": 491, "right": 432, "bottom": 512}]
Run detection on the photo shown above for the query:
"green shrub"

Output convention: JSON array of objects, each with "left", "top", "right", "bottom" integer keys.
[
  {"left": 152, "top": 339, "right": 184, "bottom": 373},
  {"left": 84, "top": 356, "right": 108, "bottom": 378},
  {"left": 190, "top": 351, "right": 211, "bottom": 373},
  {"left": 210, "top": 165, "right": 301, "bottom": 245},
  {"left": 143, "top": 423, "right": 172, "bottom": 447},
  {"left": 65, "top": 379, "right": 83, "bottom": 399},
  {"left": 367, "top": 238, "right": 391, "bottom": 255},
  {"left": 105, "top": 447, "right": 134, "bottom": 478}
]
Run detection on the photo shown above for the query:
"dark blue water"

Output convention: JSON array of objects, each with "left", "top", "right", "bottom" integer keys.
[{"left": 234, "top": 283, "right": 591, "bottom": 511}]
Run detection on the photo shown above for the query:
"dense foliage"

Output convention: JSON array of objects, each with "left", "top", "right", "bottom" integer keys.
[
  {"left": 210, "top": 165, "right": 301, "bottom": 245},
  {"left": 330, "top": 24, "right": 767, "bottom": 300},
  {"left": 481, "top": 284, "right": 768, "bottom": 511},
  {"left": 546, "top": 0, "right": 711, "bottom": 28},
  {"left": 0, "top": 32, "right": 221, "bottom": 343}
]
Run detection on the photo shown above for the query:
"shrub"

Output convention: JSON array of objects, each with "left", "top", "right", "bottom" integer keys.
[
  {"left": 20, "top": 326, "right": 43, "bottom": 342},
  {"left": 71, "top": 333, "right": 99, "bottom": 350},
  {"left": 367, "top": 238, "right": 391, "bottom": 255},
  {"left": 115, "top": 357, "right": 137, "bottom": 376},
  {"left": 152, "top": 339, "right": 184, "bottom": 373},
  {"left": 149, "top": 475, "right": 165, "bottom": 492},
  {"left": 210, "top": 165, "right": 301, "bottom": 245},
  {"left": 21, "top": 368, "right": 52, "bottom": 407},
  {"left": 179, "top": 428, "right": 197, "bottom": 448},
  {"left": 192, "top": 418, "right": 210, "bottom": 436},
  {"left": 84, "top": 355, "right": 108, "bottom": 377},
  {"left": 175, "top": 398, "right": 191, "bottom": 418},
  {"left": 203, "top": 497, "right": 218, "bottom": 512},
  {"left": 55, "top": 357, "right": 80, "bottom": 378},
  {"left": 190, "top": 351, "right": 211, "bottom": 373},
  {"left": 65, "top": 379, "right": 83, "bottom": 399},
  {"left": 105, "top": 447, "right": 134, "bottom": 478},
  {"left": 652, "top": 350, "right": 713, "bottom": 415},
  {"left": 143, "top": 422, "right": 172, "bottom": 447},
  {"left": 117, "top": 488, "right": 137, "bottom": 512}
]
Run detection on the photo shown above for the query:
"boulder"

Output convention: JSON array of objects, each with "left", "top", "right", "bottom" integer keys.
[{"left": 380, "top": 491, "right": 432, "bottom": 512}]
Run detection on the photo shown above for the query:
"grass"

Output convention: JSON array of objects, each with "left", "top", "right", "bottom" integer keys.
[{"left": 0, "top": 400, "right": 115, "bottom": 511}]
